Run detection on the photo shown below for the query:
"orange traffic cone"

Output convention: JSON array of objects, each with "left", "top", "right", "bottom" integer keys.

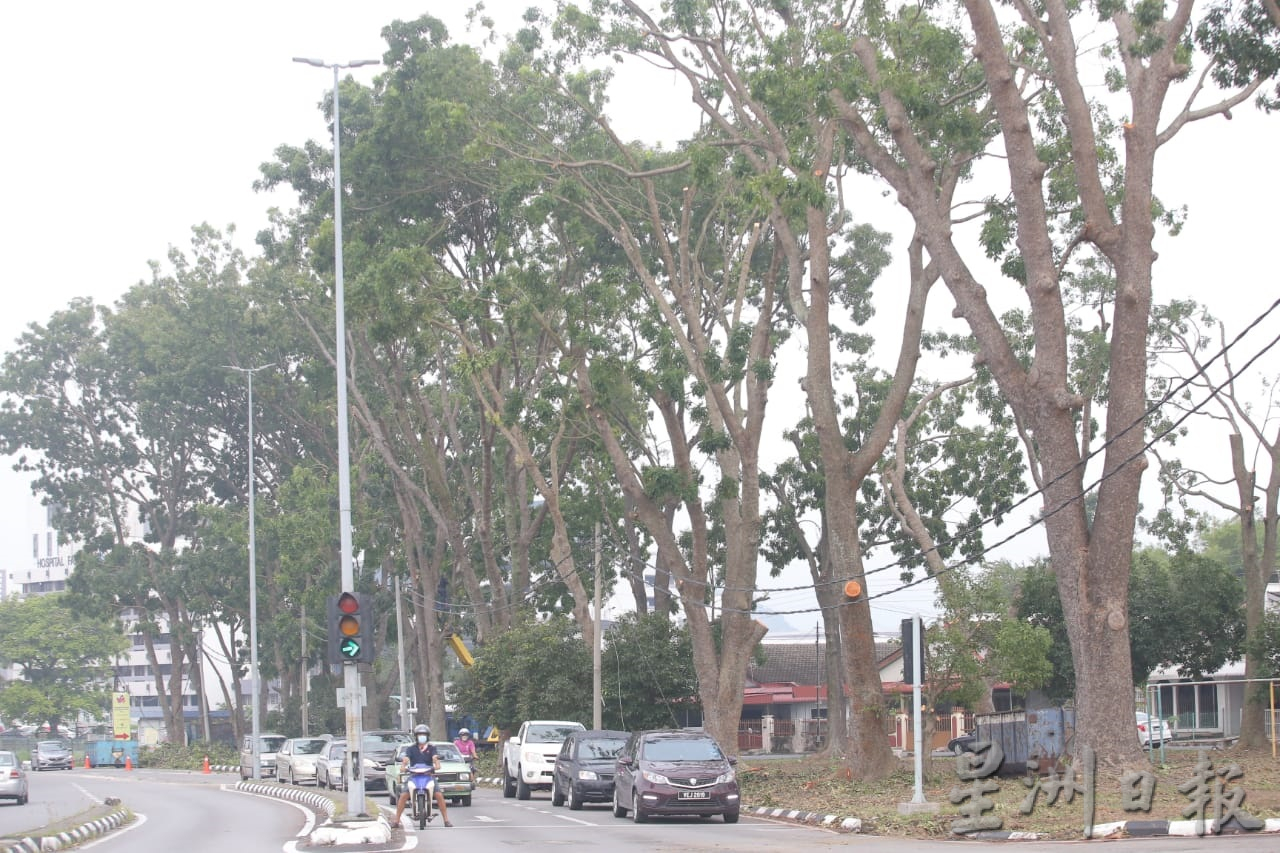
[
  {"left": 124, "top": 756, "right": 133, "bottom": 771},
  {"left": 202, "top": 755, "right": 211, "bottom": 774},
  {"left": 84, "top": 755, "right": 91, "bottom": 769}
]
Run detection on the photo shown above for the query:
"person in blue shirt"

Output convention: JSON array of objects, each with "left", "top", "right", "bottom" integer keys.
[{"left": 393, "top": 724, "right": 452, "bottom": 828}]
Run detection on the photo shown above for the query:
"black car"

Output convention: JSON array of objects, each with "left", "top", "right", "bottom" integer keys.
[
  {"left": 551, "top": 729, "right": 629, "bottom": 810},
  {"left": 611, "top": 729, "right": 740, "bottom": 823},
  {"left": 947, "top": 731, "right": 978, "bottom": 755}
]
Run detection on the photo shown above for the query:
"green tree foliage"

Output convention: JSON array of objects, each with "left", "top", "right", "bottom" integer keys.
[
  {"left": 599, "top": 613, "right": 699, "bottom": 731},
  {"left": 450, "top": 613, "right": 702, "bottom": 732},
  {"left": 450, "top": 615, "right": 592, "bottom": 731},
  {"left": 1130, "top": 550, "right": 1245, "bottom": 680},
  {"left": 0, "top": 594, "right": 128, "bottom": 732}
]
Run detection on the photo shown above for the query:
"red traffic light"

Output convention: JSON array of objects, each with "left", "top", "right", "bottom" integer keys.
[{"left": 338, "top": 592, "right": 360, "bottom": 614}]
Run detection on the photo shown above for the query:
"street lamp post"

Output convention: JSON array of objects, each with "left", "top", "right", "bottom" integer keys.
[
  {"left": 293, "top": 55, "right": 378, "bottom": 819},
  {"left": 224, "top": 363, "right": 274, "bottom": 780}
]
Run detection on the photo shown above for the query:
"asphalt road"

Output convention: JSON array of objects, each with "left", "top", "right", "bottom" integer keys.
[{"left": 3, "top": 769, "right": 1279, "bottom": 852}]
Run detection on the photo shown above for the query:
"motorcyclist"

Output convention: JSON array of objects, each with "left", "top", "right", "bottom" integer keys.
[
  {"left": 453, "top": 727, "right": 478, "bottom": 788},
  {"left": 393, "top": 724, "right": 452, "bottom": 828}
]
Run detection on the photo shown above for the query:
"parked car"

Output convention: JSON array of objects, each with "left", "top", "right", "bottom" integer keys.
[
  {"left": 611, "top": 729, "right": 740, "bottom": 823},
  {"left": 946, "top": 731, "right": 978, "bottom": 755},
  {"left": 0, "top": 750, "right": 29, "bottom": 805},
  {"left": 275, "top": 736, "right": 330, "bottom": 785},
  {"left": 32, "top": 740, "right": 72, "bottom": 772},
  {"left": 1136, "top": 712, "right": 1173, "bottom": 747},
  {"left": 552, "top": 729, "right": 629, "bottom": 810},
  {"left": 384, "top": 741, "right": 473, "bottom": 807},
  {"left": 360, "top": 730, "right": 412, "bottom": 792},
  {"left": 317, "top": 739, "right": 346, "bottom": 790},
  {"left": 240, "top": 733, "right": 287, "bottom": 780}
]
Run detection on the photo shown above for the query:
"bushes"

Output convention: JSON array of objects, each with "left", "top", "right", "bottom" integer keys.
[{"left": 138, "top": 741, "right": 238, "bottom": 769}]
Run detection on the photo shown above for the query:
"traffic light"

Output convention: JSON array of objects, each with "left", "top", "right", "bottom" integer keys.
[
  {"left": 327, "top": 592, "right": 374, "bottom": 664},
  {"left": 901, "top": 616, "right": 924, "bottom": 684}
]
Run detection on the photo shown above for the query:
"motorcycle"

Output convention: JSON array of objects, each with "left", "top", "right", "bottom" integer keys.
[{"left": 407, "top": 764, "right": 436, "bottom": 830}]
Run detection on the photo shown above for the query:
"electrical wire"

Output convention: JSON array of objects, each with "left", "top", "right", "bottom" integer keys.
[{"left": 393, "top": 298, "right": 1280, "bottom": 620}]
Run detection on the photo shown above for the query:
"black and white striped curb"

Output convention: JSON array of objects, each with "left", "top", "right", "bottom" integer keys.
[
  {"left": 744, "top": 806, "right": 863, "bottom": 831},
  {"left": 1, "top": 808, "right": 132, "bottom": 852},
  {"left": 940, "top": 816, "right": 1280, "bottom": 841},
  {"left": 235, "top": 781, "right": 337, "bottom": 817}
]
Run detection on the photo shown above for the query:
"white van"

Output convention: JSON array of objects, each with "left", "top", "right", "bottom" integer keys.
[{"left": 240, "top": 732, "right": 287, "bottom": 780}]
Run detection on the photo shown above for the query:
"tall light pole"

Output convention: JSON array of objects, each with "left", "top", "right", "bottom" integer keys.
[
  {"left": 224, "top": 363, "right": 274, "bottom": 780},
  {"left": 293, "top": 55, "right": 378, "bottom": 818}
]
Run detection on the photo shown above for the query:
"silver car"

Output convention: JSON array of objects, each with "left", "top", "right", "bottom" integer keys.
[
  {"left": 0, "top": 751, "right": 29, "bottom": 804},
  {"left": 275, "top": 736, "right": 330, "bottom": 785},
  {"left": 317, "top": 740, "right": 346, "bottom": 790},
  {"left": 32, "top": 741, "right": 72, "bottom": 771}
]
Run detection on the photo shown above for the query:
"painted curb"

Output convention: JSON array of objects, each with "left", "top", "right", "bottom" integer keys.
[
  {"left": 474, "top": 775, "right": 1280, "bottom": 840},
  {"left": 1, "top": 808, "right": 132, "bottom": 853},
  {"left": 234, "top": 781, "right": 337, "bottom": 818}
]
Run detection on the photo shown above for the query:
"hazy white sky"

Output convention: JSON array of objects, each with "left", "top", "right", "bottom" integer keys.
[{"left": 1, "top": 2, "right": 1276, "bottom": 636}]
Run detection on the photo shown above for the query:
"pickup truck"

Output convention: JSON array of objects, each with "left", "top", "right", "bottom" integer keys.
[{"left": 501, "top": 720, "right": 586, "bottom": 800}]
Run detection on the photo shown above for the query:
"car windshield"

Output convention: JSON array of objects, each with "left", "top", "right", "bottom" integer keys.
[
  {"left": 642, "top": 737, "right": 724, "bottom": 762},
  {"left": 579, "top": 738, "right": 627, "bottom": 760},
  {"left": 0, "top": 752, "right": 15, "bottom": 766},
  {"left": 294, "top": 739, "right": 328, "bottom": 755},
  {"left": 261, "top": 736, "right": 286, "bottom": 752},
  {"left": 37, "top": 741, "right": 65, "bottom": 750},
  {"left": 364, "top": 732, "right": 411, "bottom": 747},
  {"left": 525, "top": 725, "right": 582, "bottom": 743},
  {"left": 433, "top": 744, "right": 462, "bottom": 762}
]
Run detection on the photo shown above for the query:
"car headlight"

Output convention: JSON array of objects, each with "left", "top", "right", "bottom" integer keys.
[
  {"left": 363, "top": 758, "right": 378, "bottom": 769},
  {"left": 577, "top": 769, "right": 599, "bottom": 781},
  {"left": 641, "top": 770, "right": 670, "bottom": 785},
  {"left": 715, "top": 769, "right": 735, "bottom": 785},
  {"left": 522, "top": 750, "right": 545, "bottom": 764},
  {"left": 459, "top": 772, "right": 471, "bottom": 781}
]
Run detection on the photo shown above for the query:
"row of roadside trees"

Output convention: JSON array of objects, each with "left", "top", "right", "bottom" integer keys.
[{"left": 0, "top": 3, "right": 1276, "bottom": 777}]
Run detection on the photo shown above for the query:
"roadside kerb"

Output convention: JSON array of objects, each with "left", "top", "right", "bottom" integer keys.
[
  {"left": 234, "top": 780, "right": 392, "bottom": 845},
  {"left": 0, "top": 807, "right": 132, "bottom": 853}
]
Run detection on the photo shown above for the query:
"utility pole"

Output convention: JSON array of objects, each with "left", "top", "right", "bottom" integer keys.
[{"left": 593, "top": 522, "right": 603, "bottom": 730}]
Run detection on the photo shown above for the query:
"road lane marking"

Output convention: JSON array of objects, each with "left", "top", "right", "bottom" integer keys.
[
  {"left": 223, "top": 783, "right": 317, "bottom": 835},
  {"left": 79, "top": 812, "right": 148, "bottom": 849}
]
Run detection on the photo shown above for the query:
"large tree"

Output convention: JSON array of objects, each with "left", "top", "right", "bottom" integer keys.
[{"left": 0, "top": 594, "right": 128, "bottom": 734}]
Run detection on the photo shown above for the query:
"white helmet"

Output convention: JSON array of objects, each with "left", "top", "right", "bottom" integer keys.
[{"left": 458, "top": 728, "right": 470, "bottom": 737}]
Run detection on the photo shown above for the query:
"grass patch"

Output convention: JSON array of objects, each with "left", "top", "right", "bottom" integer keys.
[{"left": 737, "top": 748, "right": 1280, "bottom": 839}]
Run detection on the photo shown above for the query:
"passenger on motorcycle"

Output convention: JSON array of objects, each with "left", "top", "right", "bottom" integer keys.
[
  {"left": 393, "top": 724, "right": 452, "bottom": 828},
  {"left": 454, "top": 728, "right": 477, "bottom": 762}
]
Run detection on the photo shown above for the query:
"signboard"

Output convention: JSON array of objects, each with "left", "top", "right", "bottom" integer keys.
[{"left": 112, "top": 691, "right": 131, "bottom": 739}]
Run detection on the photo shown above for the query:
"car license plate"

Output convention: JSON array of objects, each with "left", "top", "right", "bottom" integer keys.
[{"left": 678, "top": 791, "right": 710, "bottom": 800}]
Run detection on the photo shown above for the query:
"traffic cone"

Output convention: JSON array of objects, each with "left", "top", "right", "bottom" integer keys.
[
  {"left": 202, "top": 755, "right": 211, "bottom": 774},
  {"left": 84, "top": 755, "right": 91, "bottom": 769},
  {"left": 124, "top": 756, "right": 132, "bottom": 771}
]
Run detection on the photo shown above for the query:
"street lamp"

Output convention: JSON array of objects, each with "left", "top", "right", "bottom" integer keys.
[
  {"left": 224, "top": 363, "right": 274, "bottom": 780},
  {"left": 293, "top": 55, "right": 379, "bottom": 819}
]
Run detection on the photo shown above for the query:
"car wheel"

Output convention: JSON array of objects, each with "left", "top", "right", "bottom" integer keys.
[
  {"left": 612, "top": 787, "right": 628, "bottom": 818},
  {"left": 724, "top": 809, "right": 740, "bottom": 824},
  {"left": 632, "top": 792, "right": 648, "bottom": 824},
  {"left": 567, "top": 785, "right": 583, "bottom": 811},
  {"left": 19, "top": 792, "right": 27, "bottom": 805},
  {"left": 516, "top": 770, "right": 531, "bottom": 801},
  {"left": 460, "top": 796, "right": 471, "bottom": 807},
  {"left": 502, "top": 765, "right": 516, "bottom": 798},
  {"left": 551, "top": 776, "right": 565, "bottom": 807}
]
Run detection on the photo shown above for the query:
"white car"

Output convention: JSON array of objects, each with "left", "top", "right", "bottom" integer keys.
[
  {"left": 275, "top": 736, "right": 330, "bottom": 785},
  {"left": 1136, "top": 712, "right": 1173, "bottom": 746}
]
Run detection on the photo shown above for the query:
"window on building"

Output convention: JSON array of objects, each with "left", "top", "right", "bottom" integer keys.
[
  {"left": 46, "top": 532, "right": 52, "bottom": 556},
  {"left": 32, "top": 534, "right": 38, "bottom": 558}
]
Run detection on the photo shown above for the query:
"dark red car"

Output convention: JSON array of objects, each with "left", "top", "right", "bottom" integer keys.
[{"left": 611, "top": 729, "right": 740, "bottom": 823}]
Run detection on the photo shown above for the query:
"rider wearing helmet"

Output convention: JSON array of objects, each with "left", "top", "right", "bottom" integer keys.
[
  {"left": 393, "top": 724, "right": 452, "bottom": 828},
  {"left": 453, "top": 727, "right": 477, "bottom": 761},
  {"left": 453, "top": 727, "right": 478, "bottom": 790}
]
